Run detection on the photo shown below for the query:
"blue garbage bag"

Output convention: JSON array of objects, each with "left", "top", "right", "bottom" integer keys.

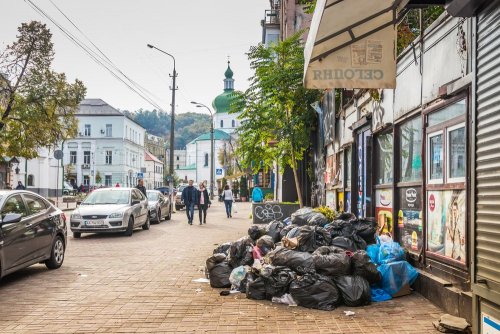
[
  {"left": 377, "top": 261, "right": 419, "bottom": 296},
  {"left": 378, "top": 241, "right": 405, "bottom": 264},
  {"left": 371, "top": 287, "right": 392, "bottom": 302},
  {"left": 366, "top": 244, "right": 380, "bottom": 264}
]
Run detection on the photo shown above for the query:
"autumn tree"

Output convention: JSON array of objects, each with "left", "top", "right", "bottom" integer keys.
[
  {"left": 233, "top": 32, "right": 322, "bottom": 207},
  {"left": 0, "top": 21, "right": 86, "bottom": 158}
]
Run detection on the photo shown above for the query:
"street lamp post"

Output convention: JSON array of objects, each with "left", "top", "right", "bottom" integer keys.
[
  {"left": 147, "top": 44, "right": 177, "bottom": 201},
  {"left": 191, "top": 101, "right": 214, "bottom": 200}
]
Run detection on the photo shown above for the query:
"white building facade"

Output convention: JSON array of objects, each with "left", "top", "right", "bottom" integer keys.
[
  {"left": 63, "top": 99, "right": 146, "bottom": 188},
  {"left": 144, "top": 151, "right": 164, "bottom": 190}
]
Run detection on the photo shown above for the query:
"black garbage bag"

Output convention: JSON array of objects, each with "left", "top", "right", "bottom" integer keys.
[
  {"left": 266, "top": 266, "right": 297, "bottom": 298},
  {"left": 335, "top": 212, "right": 356, "bottom": 221},
  {"left": 239, "top": 271, "right": 256, "bottom": 292},
  {"left": 312, "top": 252, "right": 351, "bottom": 277},
  {"left": 307, "top": 212, "right": 330, "bottom": 227},
  {"left": 326, "top": 220, "right": 355, "bottom": 239},
  {"left": 351, "top": 250, "right": 381, "bottom": 284},
  {"left": 352, "top": 234, "right": 367, "bottom": 250},
  {"left": 206, "top": 253, "right": 227, "bottom": 271},
  {"left": 248, "top": 225, "right": 266, "bottom": 241},
  {"left": 334, "top": 275, "right": 371, "bottom": 307},
  {"left": 289, "top": 273, "right": 340, "bottom": 311},
  {"left": 331, "top": 236, "right": 357, "bottom": 251},
  {"left": 228, "top": 236, "right": 255, "bottom": 268},
  {"left": 314, "top": 227, "right": 332, "bottom": 248},
  {"left": 213, "top": 242, "right": 232, "bottom": 256},
  {"left": 209, "top": 262, "right": 232, "bottom": 288},
  {"left": 313, "top": 245, "right": 345, "bottom": 255},
  {"left": 246, "top": 276, "right": 268, "bottom": 300},
  {"left": 286, "top": 226, "right": 301, "bottom": 239},
  {"left": 291, "top": 207, "right": 314, "bottom": 226},
  {"left": 266, "top": 247, "right": 315, "bottom": 274},
  {"left": 266, "top": 220, "right": 285, "bottom": 243},
  {"left": 352, "top": 218, "right": 377, "bottom": 245},
  {"left": 280, "top": 224, "right": 297, "bottom": 240},
  {"left": 256, "top": 235, "right": 275, "bottom": 254},
  {"left": 296, "top": 226, "right": 317, "bottom": 252}
]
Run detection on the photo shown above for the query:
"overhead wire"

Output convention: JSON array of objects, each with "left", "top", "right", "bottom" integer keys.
[{"left": 24, "top": 0, "right": 168, "bottom": 114}]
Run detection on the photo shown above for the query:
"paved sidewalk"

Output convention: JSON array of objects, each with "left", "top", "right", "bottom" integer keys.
[{"left": 0, "top": 201, "right": 442, "bottom": 333}]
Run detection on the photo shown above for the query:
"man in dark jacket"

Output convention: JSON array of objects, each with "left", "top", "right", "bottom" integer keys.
[
  {"left": 136, "top": 179, "right": 147, "bottom": 197},
  {"left": 15, "top": 181, "right": 25, "bottom": 190},
  {"left": 181, "top": 180, "right": 199, "bottom": 225}
]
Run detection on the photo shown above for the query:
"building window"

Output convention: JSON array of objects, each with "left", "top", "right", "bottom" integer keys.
[
  {"left": 83, "top": 151, "right": 91, "bottom": 164},
  {"left": 399, "top": 117, "right": 423, "bottom": 183},
  {"left": 70, "top": 151, "right": 77, "bottom": 164},
  {"left": 27, "top": 174, "right": 34, "bottom": 187},
  {"left": 232, "top": 119, "right": 235, "bottom": 127},
  {"left": 106, "top": 124, "right": 112, "bottom": 137},
  {"left": 375, "top": 133, "right": 393, "bottom": 185},
  {"left": 176, "top": 156, "right": 179, "bottom": 161},
  {"left": 204, "top": 153, "right": 209, "bottom": 167},
  {"left": 105, "top": 151, "right": 112, "bottom": 165},
  {"left": 177, "top": 164, "right": 179, "bottom": 169},
  {"left": 84, "top": 124, "right": 91, "bottom": 136},
  {"left": 105, "top": 175, "right": 112, "bottom": 187},
  {"left": 220, "top": 120, "right": 224, "bottom": 128},
  {"left": 83, "top": 175, "right": 90, "bottom": 186}
]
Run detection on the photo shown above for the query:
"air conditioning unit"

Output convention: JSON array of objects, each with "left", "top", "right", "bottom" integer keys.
[{"left": 82, "top": 164, "right": 90, "bottom": 169}]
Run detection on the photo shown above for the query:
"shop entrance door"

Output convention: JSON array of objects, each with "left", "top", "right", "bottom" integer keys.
[{"left": 356, "top": 127, "right": 372, "bottom": 218}]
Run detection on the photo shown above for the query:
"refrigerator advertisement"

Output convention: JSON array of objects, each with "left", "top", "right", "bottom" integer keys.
[
  {"left": 397, "top": 187, "right": 423, "bottom": 254},
  {"left": 375, "top": 189, "right": 393, "bottom": 235}
]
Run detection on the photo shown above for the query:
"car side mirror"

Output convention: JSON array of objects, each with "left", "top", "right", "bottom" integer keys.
[
  {"left": 1, "top": 213, "right": 23, "bottom": 225},
  {"left": 131, "top": 200, "right": 140, "bottom": 206}
]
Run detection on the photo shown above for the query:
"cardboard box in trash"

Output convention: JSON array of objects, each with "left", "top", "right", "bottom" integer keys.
[{"left": 392, "top": 283, "right": 412, "bottom": 298}]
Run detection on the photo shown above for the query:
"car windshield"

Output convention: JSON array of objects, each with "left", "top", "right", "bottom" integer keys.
[
  {"left": 147, "top": 192, "right": 159, "bottom": 201},
  {"left": 82, "top": 190, "right": 130, "bottom": 205}
]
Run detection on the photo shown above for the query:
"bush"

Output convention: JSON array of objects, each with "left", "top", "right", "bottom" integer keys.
[
  {"left": 264, "top": 193, "right": 274, "bottom": 201},
  {"left": 313, "top": 206, "right": 336, "bottom": 221},
  {"left": 239, "top": 176, "right": 248, "bottom": 197}
]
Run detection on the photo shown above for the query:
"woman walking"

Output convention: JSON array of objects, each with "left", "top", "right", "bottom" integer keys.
[
  {"left": 197, "top": 184, "right": 211, "bottom": 225},
  {"left": 223, "top": 184, "right": 234, "bottom": 218}
]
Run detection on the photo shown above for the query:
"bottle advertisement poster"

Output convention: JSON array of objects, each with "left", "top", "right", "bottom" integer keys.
[
  {"left": 375, "top": 189, "right": 393, "bottom": 235},
  {"left": 397, "top": 187, "right": 423, "bottom": 254},
  {"left": 427, "top": 190, "right": 466, "bottom": 262}
]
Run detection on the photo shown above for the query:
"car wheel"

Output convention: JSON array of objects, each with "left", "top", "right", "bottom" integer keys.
[
  {"left": 45, "top": 236, "right": 65, "bottom": 269},
  {"left": 73, "top": 232, "right": 81, "bottom": 239},
  {"left": 166, "top": 206, "right": 172, "bottom": 220},
  {"left": 142, "top": 214, "right": 150, "bottom": 230},
  {"left": 125, "top": 216, "right": 134, "bottom": 236}
]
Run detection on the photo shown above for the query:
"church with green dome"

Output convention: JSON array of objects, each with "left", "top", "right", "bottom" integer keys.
[{"left": 212, "top": 61, "right": 241, "bottom": 134}]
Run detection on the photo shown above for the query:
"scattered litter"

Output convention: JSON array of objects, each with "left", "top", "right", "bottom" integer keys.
[
  {"left": 195, "top": 288, "right": 202, "bottom": 293},
  {"left": 344, "top": 311, "right": 356, "bottom": 316},
  {"left": 192, "top": 278, "right": 210, "bottom": 283},
  {"left": 433, "top": 314, "right": 471, "bottom": 333},
  {"left": 271, "top": 294, "right": 297, "bottom": 307}
]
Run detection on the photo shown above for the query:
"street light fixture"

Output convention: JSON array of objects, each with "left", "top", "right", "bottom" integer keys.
[
  {"left": 191, "top": 101, "right": 215, "bottom": 200},
  {"left": 147, "top": 43, "right": 177, "bottom": 203}
]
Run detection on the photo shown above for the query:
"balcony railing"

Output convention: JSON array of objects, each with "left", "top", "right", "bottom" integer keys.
[{"left": 264, "top": 9, "right": 279, "bottom": 25}]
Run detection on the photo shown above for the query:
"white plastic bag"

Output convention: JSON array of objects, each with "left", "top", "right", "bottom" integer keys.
[{"left": 232, "top": 203, "right": 238, "bottom": 213}]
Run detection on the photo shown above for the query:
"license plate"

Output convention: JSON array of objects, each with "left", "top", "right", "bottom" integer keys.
[{"left": 84, "top": 219, "right": 105, "bottom": 226}]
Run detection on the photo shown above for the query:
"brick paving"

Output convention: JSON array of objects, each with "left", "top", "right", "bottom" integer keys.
[{"left": 0, "top": 202, "right": 443, "bottom": 333}]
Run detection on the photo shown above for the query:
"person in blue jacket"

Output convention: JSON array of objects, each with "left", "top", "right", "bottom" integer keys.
[{"left": 252, "top": 186, "right": 264, "bottom": 203}]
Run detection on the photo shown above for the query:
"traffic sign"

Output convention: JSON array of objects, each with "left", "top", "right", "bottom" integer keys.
[
  {"left": 216, "top": 168, "right": 223, "bottom": 175},
  {"left": 137, "top": 172, "right": 144, "bottom": 179},
  {"left": 54, "top": 150, "right": 64, "bottom": 160}
]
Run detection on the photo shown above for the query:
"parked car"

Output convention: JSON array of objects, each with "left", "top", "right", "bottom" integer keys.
[
  {"left": 147, "top": 190, "right": 171, "bottom": 223},
  {"left": 70, "top": 188, "right": 149, "bottom": 238},
  {"left": 154, "top": 187, "right": 170, "bottom": 195},
  {"left": 63, "top": 181, "right": 76, "bottom": 196},
  {"left": 0, "top": 190, "right": 67, "bottom": 280}
]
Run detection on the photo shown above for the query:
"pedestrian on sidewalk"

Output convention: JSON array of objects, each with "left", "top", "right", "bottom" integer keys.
[
  {"left": 197, "top": 183, "right": 211, "bottom": 225},
  {"left": 223, "top": 184, "right": 234, "bottom": 218},
  {"left": 182, "top": 180, "right": 199, "bottom": 225},
  {"left": 135, "top": 179, "right": 147, "bottom": 197},
  {"left": 115, "top": 182, "right": 120, "bottom": 187},
  {"left": 252, "top": 186, "right": 263, "bottom": 203},
  {"left": 15, "top": 181, "right": 25, "bottom": 190}
]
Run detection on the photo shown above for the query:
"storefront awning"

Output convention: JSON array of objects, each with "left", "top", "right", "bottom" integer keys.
[{"left": 304, "top": 0, "right": 406, "bottom": 89}]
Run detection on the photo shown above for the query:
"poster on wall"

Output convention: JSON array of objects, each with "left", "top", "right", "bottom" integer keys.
[
  {"left": 345, "top": 192, "right": 351, "bottom": 213},
  {"left": 397, "top": 187, "right": 423, "bottom": 254},
  {"left": 427, "top": 190, "right": 466, "bottom": 263},
  {"left": 375, "top": 189, "right": 393, "bottom": 234},
  {"left": 337, "top": 191, "right": 344, "bottom": 213},
  {"left": 325, "top": 155, "right": 334, "bottom": 186},
  {"left": 326, "top": 191, "right": 335, "bottom": 210}
]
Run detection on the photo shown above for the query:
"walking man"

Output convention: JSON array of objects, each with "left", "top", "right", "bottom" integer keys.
[
  {"left": 197, "top": 183, "right": 211, "bottom": 225},
  {"left": 136, "top": 179, "right": 147, "bottom": 197},
  {"left": 15, "top": 181, "right": 25, "bottom": 190},
  {"left": 182, "top": 180, "right": 199, "bottom": 225}
]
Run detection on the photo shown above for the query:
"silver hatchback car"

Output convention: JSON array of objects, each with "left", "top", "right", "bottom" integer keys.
[{"left": 70, "top": 188, "right": 149, "bottom": 238}]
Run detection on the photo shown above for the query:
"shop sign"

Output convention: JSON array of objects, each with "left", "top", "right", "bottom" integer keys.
[
  {"left": 482, "top": 313, "right": 500, "bottom": 334},
  {"left": 337, "top": 191, "right": 344, "bottom": 213},
  {"left": 397, "top": 187, "right": 423, "bottom": 254},
  {"left": 375, "top": 189, "right": 393, "bottom": 235},
  {"left": 427, "top": 190, "right": 466, "bottom": 263}
]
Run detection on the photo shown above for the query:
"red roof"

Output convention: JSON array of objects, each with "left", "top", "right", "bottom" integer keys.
[{"left": 144, "top": 151, "right": 163, "bottom": 164}]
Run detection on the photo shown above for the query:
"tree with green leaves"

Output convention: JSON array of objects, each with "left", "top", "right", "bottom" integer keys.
[
  {"left": 0, "top": 21, "right": 86, "bottom": 158},
  {"left": 233, "top": 32, "right": 322, "bottom": 207}
]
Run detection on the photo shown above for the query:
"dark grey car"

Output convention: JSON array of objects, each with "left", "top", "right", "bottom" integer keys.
[
  {"left": 0, "top": 190, "right": 67, "bottom": 280},
  {"left": 147, "top": 190, "right": 172, "bottom": 223}
]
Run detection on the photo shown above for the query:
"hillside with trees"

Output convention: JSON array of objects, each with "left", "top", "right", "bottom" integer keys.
[{"left": 123, "top": 110, "right": 211, "bottom": 149}]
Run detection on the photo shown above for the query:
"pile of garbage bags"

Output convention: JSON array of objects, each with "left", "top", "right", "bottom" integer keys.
[{"left": 206, "top": 207, "right": 419, "bottom": 311}]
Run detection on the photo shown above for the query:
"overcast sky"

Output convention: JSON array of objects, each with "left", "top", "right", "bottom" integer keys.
[{"left": 1, "top": 0, "right": 269, "bottom": 114}]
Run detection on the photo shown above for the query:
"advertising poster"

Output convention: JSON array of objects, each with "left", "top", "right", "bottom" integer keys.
[
  {"left": 345, "top": 192, "right": 351, "bottom": 213},
  {"left": 397, "top": 187, "right": 423, "bottom": 253},
  {"left": 326, "top": 191, "right": 335, "bottom": 210},
  {"left": 375, "top": 189, "right": 393, "bottom": 235},
  {"left": 427, "top": 190, "right": 466, "bottom": 262},
  {"left": 337, "top": 191, "right": 344, "bottom": 213}
]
